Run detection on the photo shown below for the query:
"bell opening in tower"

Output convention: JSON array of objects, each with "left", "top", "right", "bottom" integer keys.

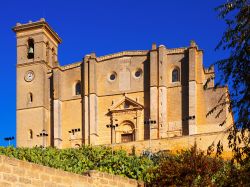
[{"left": 27, "top": 38, "right": 34, "bottom": 59}]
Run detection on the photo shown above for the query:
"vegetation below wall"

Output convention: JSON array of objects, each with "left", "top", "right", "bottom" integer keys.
[{"left": 0, "top": 145, "right": 249, "bottom": 186}]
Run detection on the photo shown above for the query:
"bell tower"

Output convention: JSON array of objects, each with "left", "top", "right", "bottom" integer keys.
[{"left": 13, "top": 18, "right": 62, "bottom": 147}]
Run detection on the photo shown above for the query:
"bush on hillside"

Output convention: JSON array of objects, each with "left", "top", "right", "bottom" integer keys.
[
  {"left": 0, "top": 146, "right": 153, "bottom": 182},
  {"left": 148, "top": 144, "right": 250, "bottom": 186}
]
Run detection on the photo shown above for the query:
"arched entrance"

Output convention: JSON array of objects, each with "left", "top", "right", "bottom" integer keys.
[{"left": 116, "top": 121, "right": 135, "bottom": 143}]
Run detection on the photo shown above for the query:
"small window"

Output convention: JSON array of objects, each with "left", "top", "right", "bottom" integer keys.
[
  {"left": 28, "top": 92, "right": 33, "bottom": 103},
  {"left": 28, "top": 129, "right": 33, "bottom": 139},
  {"left": 108, "top": 72, "right": 117, "bottom": 82},
  {"left": 27, "top": 39, "right": 34, "bottom": 59},
  {"left": 75, "top": 81, "right": 81, "bottom": 95},
  {"left": 110, "top": 73, "right": 116, "bottom": 81},
  {"left": 172, "top": 68, "right": 180, "bottom": 82},
  {"left": 134, "top": 69, "right": 142, "bottom": 78}
]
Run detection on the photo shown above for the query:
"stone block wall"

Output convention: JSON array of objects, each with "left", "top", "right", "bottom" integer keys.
[
  {"left": 0, "top": 155, "right": 143, "bottom": 187},
  {"left": 112, "top": 131, "right": 233, "bottom": 159}
]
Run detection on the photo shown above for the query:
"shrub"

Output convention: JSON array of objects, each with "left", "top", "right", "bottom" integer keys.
[
  {"left": 0, "top": 146, "right": 153, "bottom": 182},
  {"left": 148, "top": 144, "right": 225, "bottom": 186}
]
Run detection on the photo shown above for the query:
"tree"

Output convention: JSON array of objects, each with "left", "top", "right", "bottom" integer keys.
[{"left": 213, "top": 0, "right": 250, "bottom": 163}]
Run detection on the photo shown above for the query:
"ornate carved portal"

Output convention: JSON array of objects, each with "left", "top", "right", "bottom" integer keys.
[{"left": 108, "top": 96, "right": 144, "bottom": 144}]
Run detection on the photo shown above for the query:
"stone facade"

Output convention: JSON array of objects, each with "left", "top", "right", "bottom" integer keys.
[{"left": 14, "top": 19, "right": 233, "bottom": 149}]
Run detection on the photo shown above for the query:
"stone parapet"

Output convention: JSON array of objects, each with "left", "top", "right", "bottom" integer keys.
[
  {"left": 0, "top": 155, "right": 143, "bottom": 187},
  {"left": 109, "top": 130, "right": 233, "bottom": 159},
  {"left": 96, "top": 50, "right": 149, "bottom": 62}
]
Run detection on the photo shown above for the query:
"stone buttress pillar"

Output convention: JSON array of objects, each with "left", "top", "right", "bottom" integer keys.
[
  {"left": 158, "top": 45, "right": 167, "bottom": 138},
  {"left": 149, "top": 44, "right": 159, "bottom": 139},
  {"left": 83, "top": 55, "right": 90, "bottom": 144},
  {"left": 88, "top": 53, "right": 98, "bottom": 145},
  {"left": 52, "top": 68, "right": 62, "bottom": 148},
  {"left": 188, "top": 41, "right": 198, "bottom": 135}
]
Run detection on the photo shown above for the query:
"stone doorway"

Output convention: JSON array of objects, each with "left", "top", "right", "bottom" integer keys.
[
  {"left": 121, "top": 133, "right": 134, "bottom": 143},
  {"left": 107, "top": 96, "right": 144, "bottom": 143},
  {"left": 116, "top": 120, "right": 135, "bottom": 143}
]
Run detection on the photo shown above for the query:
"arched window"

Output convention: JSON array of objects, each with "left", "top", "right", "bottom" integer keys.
[
  {"left": 27, "top": 39, "right": 34, "bottom": 59},
  {"left": 172, "top": 68, "right": 180, "bottom": 82},
  {"left": 28, "top": 129, "right": 33, "bottom": 139},
  {"left": 28, "top": 92, "right": 33, "bottom": 103},
  {"left": 75, "top": 81, "right": 81, "bottom": 95}
]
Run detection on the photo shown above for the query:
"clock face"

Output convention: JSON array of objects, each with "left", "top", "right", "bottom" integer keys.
[{"left": 24, "top": 70, "right": 35, "bottom": 82}]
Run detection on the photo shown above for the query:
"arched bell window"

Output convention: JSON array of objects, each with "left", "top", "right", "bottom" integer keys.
[
  {"left": 27, "top": 39, "right": 34, "bottom": 59},
  {"left": 75, "top": 81, "right": 81, "bottom": 95},
  {"left": 172, "top": 68, "right": 180, "bottom": 82}
]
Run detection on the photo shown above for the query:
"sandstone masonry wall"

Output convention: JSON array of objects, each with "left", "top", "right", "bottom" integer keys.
[
  {"left": 0, "top": 155, "right": 143, "bottom": 187},
  {"left": 112, "top": 131, "right": 232, "bottom": 159}
]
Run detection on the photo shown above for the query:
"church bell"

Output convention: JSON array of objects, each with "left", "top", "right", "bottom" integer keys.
[{"left": 28, "top": 46, "right": 34, "bottom": 54}]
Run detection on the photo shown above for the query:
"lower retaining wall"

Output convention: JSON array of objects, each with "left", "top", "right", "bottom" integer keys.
[
  {"left": 0, "top": 155, "right": 143, "bottom": 187},
  {"left": 112, "top": 131, "right": 233, "bottom": 158}
]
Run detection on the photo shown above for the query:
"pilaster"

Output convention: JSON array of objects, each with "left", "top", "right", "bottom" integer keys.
[
  {"left": 52, "top": 69, "right": 62, "bottom": 148},
  {"left": 188, "top": 41, "right": 198, "bottom": 135},
  {"left": 83, "top": 55, "right": 90, "bottom": 145},
  {"left": 149, "top": 43, "right": 158, "bottom": 139},
  {"left": 88, "top": 54, "right": 98, "bottom": 145},
  {"left": 158, "top": 45, "right": 167, "bottom": 138}
]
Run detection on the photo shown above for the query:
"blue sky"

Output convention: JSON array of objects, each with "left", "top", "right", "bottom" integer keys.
[{"left": 0, "top": 0, "right": 227, "bottom": 146}]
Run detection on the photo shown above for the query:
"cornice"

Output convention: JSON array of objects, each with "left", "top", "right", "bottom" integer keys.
[
  {"left": 109, "top": 96, "right": 144, "bottom": 112},
  {"left": 166, "top": 47, "right": 187, "bottom": 54},
  {"left": 60, "top": 62, "right": 82, "bottom": 70},
  {"left": 17, "top": 105, "right": 49, "bottom": 111},
  {"left": 96, "top": 50, "right": 149, "bottom": 62},
  {"left": 13, "top": 19, "right": 62, "bottom": 44},
  {"left": 16, "top": 60, "right": 52, "bottom": 69}
]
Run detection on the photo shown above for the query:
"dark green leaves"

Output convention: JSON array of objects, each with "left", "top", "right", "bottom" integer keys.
[{"left": 214, "top": 0, "right": 250, "bottom": 163}]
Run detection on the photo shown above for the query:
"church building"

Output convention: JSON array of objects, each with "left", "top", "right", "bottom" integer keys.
[{"left": 14, "top": 19, "right": 231, "bottom": 148}]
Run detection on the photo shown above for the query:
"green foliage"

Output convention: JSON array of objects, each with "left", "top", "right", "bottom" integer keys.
[
  {"left": 0, "top": 145, "right": 249, "bottom": 185},
  {"left": 214, "top": 0, "right": 250, "bottom": 163},
  {"left": 211, "top": 158, "right": 250, "bottom": 186},
  {"left": 148, "top": 144, "right": 250, "bottom": 186},
  {"left": 148, "top": 144, "right": 225, "bottom": 186},
  {"left": 0, "top": 146, "right": 153, "bottom": 182}
]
